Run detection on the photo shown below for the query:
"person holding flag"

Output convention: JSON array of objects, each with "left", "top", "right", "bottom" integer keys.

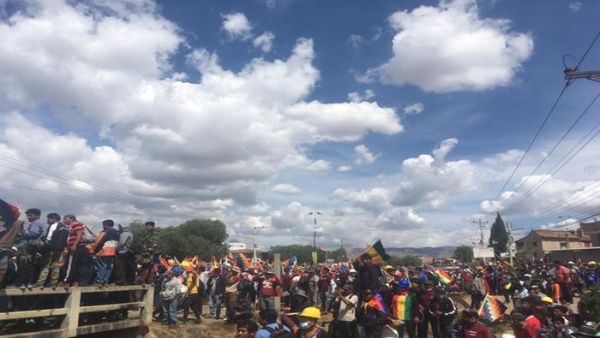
[
  {"left": 357, "top": 289, "right": 387, "bottom": 338},
  {"left": 355, "top": 240, "right": 391, "bottom": 298},
  {"left": 458, "top": 310, "right": 491, "bottom": 338}
]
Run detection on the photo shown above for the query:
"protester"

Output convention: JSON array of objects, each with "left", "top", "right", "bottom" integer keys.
[
  {"left": 90, "top": 219, "right": 119, "bottom": 286},
  {"left": 288, "top": 306, "right": 329, "bottom": 338},
  {"left": 417, "top": 280, "right": 436, "bottom": 338},
  {"left": 183, "top": 264, "right": 203, "bottom": 324},
  {"left": 357, "top": 289, "right": 386, "bottom": 338},
  {"left": 36, "top": 213, "right": 69, "bottom": 287},
  {"left": 0, "top": 199, "right": 23, "bottom": 285},
  {"left": 330, "top": 284, "right": 358, "bottom": 338},
  {"left": 21, "top": 208, "right": 44, "bottom": 239},
  {"left": 258, "top": 270, "right": 281, "bottom": 310},
  {"left": 60, "top": 214, "right": 85, "bottom": 286},
  {"left": 208, "top": 267, "right": 226, "bottom": 319},
  {"left": 115, "top": 224, "right": 135, "bottom": 285},
  {"left": 553, "top": 261, "right": 573, "bottom": 304},
  {"left": 69, "top": 239, "right": 95, "bottom": 286},
  {"left": 428, "top": 286, "right": 457, "bottom": 338},
  {"left": 236, "top": 319, "right": 258, "bottom": 338},
  {"left": 139, "top": 221, "right": 159, "bottom": 284},
  {"left": 459, "top": 310, "right": 490, "bottom": 338},
  {"left": 160, "top": 269, "right": 182, "bottom": 328},
  {"left": 256, "top": 309, "right": 292, "bottom": 338}
]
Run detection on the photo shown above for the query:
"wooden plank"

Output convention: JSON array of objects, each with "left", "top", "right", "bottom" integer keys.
[
  {"left": 79, "top": 284, "right": 150, "bottom": 294},
  {"left": 62, "top": 285, "right": 81, "bottom": 337},
  {"left": 0, "top": 308, "right": 68, "bottom": 320},
  {"left": 79, "top": 302, "right": 145, "bottom": 313},
  {"left": 0, "top": 287, "right": 71, "bottom": 296},
  {"left": 76, "top": 319, "right": 144, "bottom": 335},
  {"left": 0, "top": 328, "right": 67, "bottom": 338},
  {"left": 141, "top": 285, "right": 154, "bottom": 325}
]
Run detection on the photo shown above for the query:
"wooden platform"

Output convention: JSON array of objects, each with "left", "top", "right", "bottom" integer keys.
[{"left": 0, "top": 284, "right": 154, "bottom": 338}]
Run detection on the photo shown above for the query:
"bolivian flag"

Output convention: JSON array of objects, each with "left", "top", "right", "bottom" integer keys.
[
  {"left": 434, "top": 269, "right": 453, "bottom": 285},
  {"left": 392, "top": 294, "right": 413, "bottom": 321},
  {"left": 364, "top": 240, "right": 391, "bottom": 265}
]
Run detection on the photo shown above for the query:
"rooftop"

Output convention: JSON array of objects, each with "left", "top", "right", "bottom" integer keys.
[{"left": 516, "top": 229, "right": 592, "bottom": 242}]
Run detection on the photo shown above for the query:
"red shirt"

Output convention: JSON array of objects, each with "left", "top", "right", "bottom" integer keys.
[
  {"left": 260, "top": 276, "right": 281, "bottom": 297},
  {"left": 524, "top": 315, "right": 541, "bottom": 338},
  {"left": 461, "top": 322, "right": 491, "bottom": 338},
  {"left": 67, "top": 221, "right": 84, "bottom": 251},
  {"left": 555, "top": 265, "right": 571, "bottom": 284}
]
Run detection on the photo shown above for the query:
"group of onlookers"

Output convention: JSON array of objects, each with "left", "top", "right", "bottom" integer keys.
[{"left": 0, "top": 205, "right": 160, "bottom": 289}]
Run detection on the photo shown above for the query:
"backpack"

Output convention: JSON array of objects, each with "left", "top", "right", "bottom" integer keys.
[{"left": 263, "top": 324, "right": 295, "bottom": 338}]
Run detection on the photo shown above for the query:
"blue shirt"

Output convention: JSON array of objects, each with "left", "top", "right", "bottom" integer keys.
[
  {"left": 24, "top": 219, "right": 45, "bottom": 239},
  {"left": 256, "top": 323, "right": 291, "bottom": 338}
]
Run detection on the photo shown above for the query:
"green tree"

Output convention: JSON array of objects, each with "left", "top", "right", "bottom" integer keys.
[
  {"left": 129, "top": 219, "right": 228, "bottom": 260},
  {"left": 387, "top": 255, "right": 422, "bottom": 267},
  {"left": 329, "top": 247, "right": 348, "bottom": 262},
  {"left": 579, "top": 285, "right": 600, "bottom": 321},
  {"left": 454, "top": 245, "right": 474, "bottom": 263},
  {"left": 488, "top": 212, "right": 508, "bottom": 255}
]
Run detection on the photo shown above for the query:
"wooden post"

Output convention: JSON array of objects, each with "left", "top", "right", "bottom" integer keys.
[
  {"left": 274, "top": 254, "right": 281, "bottom": 312},
  {"left": 61, "top": 287, "right": 81, "bottom": 337},
  {"left": 141, "top": 285, "right": 154, "bottom": 325}
]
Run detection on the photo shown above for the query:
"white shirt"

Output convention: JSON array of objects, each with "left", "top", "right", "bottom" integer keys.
[
  {"left": 45, "top": 222, "right": 59, "bottom": 243},
  {"left": 200, "top": 271, "right": 210, "bottom": 286},
  {"left": 337, "top": 294, "right": 358, "bottom": 321}
]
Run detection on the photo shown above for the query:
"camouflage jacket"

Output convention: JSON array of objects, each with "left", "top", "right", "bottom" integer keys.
[{"left": 141, "top": 229, "right": 160, "bottom": 260}]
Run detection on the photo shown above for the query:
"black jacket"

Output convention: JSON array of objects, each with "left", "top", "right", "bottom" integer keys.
[{"left": 428, "top": 296, "right": 456, "bottom": 324}]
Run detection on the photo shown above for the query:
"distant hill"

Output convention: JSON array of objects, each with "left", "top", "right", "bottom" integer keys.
[{"left": 348, "top": 246, "right": 456, "bottom": 258}]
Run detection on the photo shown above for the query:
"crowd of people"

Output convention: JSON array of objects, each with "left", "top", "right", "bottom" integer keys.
[
  {"left": 0, "top": 199, "right": 599, "bottom": 338},
  {"left": 150, "top": 251, "right": 600, "bottom": 338},
  {"left": 0, "top": 206, "right": 159, "bottom": 289}
]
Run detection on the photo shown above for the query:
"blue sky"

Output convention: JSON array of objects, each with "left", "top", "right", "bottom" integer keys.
[{"left": 0, "top": 0, "right": 599, "bottom": 249}]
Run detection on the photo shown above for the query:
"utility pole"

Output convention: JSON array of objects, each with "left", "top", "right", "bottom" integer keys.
[
  {"left": 308, "top": 211, "right": 321, "bottom": 250},
  {"left": 308, "top": 211, "right": 321, "bottom": 264},
  {"left": 473, "top": 218, "right": 489, "bottom": 247},
  {"left": 564, "top": 69, "right": 600, "bottom": 82},
  {"left": 507, "top": 221, "right": 514, "bottom": 265},
  {"left": 253, "top": 224, "right": 265, "bottom": 262}
]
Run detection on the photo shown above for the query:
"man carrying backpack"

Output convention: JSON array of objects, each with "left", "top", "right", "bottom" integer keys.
[
  {"left": 35, "top": 213, "right": 69, "bottom": 287},
  {"left": 256, "top": 309, "right": 293, "bottom": 338}
]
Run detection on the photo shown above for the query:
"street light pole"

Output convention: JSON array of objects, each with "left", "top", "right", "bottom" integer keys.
[
  {"left": 253, "top": 225, "right": 265, "bottom": 262},
  {"left": 308, "top": 211, "right": 321, "bottom": 263}
]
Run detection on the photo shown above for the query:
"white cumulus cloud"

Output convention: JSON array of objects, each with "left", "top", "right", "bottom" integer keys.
[
  {"left": 569, "top": 2, "right": 582, "bottom": 12},
  {"left": 355, "top": 144, "right": 379, "bottom": 165},
  {"left": 222, "top": 12, "right": 253, "bottom": 40},
  {"left": 403, "top": 102, "right": 424, "bottom": 115},
  {"left": 271, "top": 183, "right": 302, "bottom": 194},
  {"left": 348, "top": 89, "right": 375, "bottom": 103},
  {"left": 361, "top": 0, "right": 533, "bottom": 92},
  {"left": 253, "top": 31, "right": 275, "bottom": 52}
]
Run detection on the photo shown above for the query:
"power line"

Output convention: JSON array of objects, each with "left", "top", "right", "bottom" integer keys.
[
  {"left": 0, "top": 156, "right": 193, "bottom": 219},
  {"left": 492, "top": 30, "right": 600, "bottom": 202},
  {"left": 493, "top": 85, "right": 568, "bottom": 201},
  {"left": 502, "top": 90, "right": 600, "bottom": 212}
]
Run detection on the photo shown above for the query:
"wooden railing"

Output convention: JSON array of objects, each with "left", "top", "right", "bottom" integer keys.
[{"left": 0, "top": 284, "right": 154, "bottom": 338}]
